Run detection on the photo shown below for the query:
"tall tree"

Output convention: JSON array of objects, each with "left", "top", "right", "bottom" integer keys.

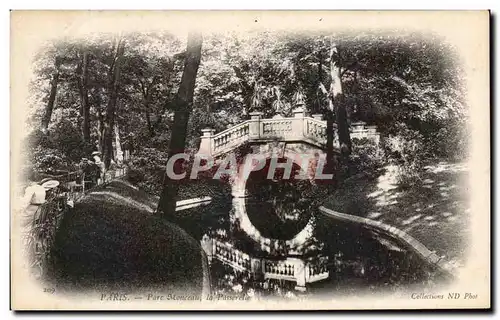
[
  {"left": 76, "top": 49, "right": 91, "bottom": 145},
  {"left": 157, "top": 32, "right": 203, "bottom": 218},
  {"left": 103, "top": 37, "right": 126, "bottom": 169},
  {"left": 328, "top": 41, "right": 351, "bottom": 158},
  {"left": 40, "top": 56, "right": 62, "bottom": 132},
  {"left": 114, "top": 123, "right": 124, "bottom": 163}
]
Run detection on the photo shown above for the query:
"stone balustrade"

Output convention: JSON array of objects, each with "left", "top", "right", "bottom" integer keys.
[
  {"left": 263, "top": 259, "right": 297, "bottom": 280},
  {"left": 212, "top": 239, "right": 251, "bottom": 271},
  {"left": 201, "top": 235, "right": 330, "bottom": 291},
  {"left": 198, "top": 107, "right": 380, "bottom": 157},
  {"left": 305, "top": 256, "right": 330, "bottom": 283}
]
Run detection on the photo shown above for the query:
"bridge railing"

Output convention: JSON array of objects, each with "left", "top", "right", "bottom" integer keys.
[
  {"left": 350, "top": 123, "right": 380, "bottom": 144},
  {"left": 212, "top": 239, "right": 252, "bottom": 271},
  {"left": 260, "top": 118, "right": 295, "bottom": 139},
  {"left": 201, "top": 235, "right": 331, "bottom": 291},
  {"left": 212, "top": 121, "right": 251, "bottom": 155},
  {"left": 199, "top": 106, "right": 379, "bottom": 157},
  {"left": 262, "top": 259, "right": 296, "bottom": 281},
  {"left": 305, "top": 256, "right": 330, "bottom": 283}
]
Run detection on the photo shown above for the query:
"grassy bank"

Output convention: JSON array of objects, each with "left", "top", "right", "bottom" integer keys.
[{"left": 322, "top": 161, "right": 469, "bottom": 268}]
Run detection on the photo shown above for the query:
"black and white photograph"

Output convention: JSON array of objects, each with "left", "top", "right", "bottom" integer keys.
[{"left": 9, "top": 10, "right": 490, "bottom": 310}]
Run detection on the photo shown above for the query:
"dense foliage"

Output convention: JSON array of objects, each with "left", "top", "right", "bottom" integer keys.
[{"left": 23, "top": 30, "right": 467, "bottom": 189}]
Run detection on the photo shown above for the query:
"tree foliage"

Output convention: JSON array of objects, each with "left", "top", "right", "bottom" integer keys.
[{"left": 24, "top": 30, "right": 467, "bottom": 187}]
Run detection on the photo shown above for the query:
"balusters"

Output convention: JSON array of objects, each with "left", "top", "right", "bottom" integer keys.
[
  {"left": 306, "top": 258, "right": 329, "bottom": 279},
  {"left": 262, "top": 120, "right": 293, "bottom": 136},
  {"left": 305, "top": 118, "right": 328, "bottom": 142},
  {"left": 262, "top": 261, "right": 295, "bottom": 278},
  {"left": 209, "top": 116, "right": 358, "bottom": 156},
  {"left": 211, "top": 122, "right": 250, "bottom": 154}
]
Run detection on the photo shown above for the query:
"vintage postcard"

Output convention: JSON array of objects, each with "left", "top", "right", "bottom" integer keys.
[{"left": 10, "top": 10, "right": 490, "bottom": 310}]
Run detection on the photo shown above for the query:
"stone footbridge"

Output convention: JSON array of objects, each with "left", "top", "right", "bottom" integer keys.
[{"left": 197, "top": 106, "right": 380, "bottom": 197}]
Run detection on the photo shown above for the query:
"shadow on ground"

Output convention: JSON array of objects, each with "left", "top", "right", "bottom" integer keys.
[{"left": 322, "top": 162, "right": 469, "bottom": 268}]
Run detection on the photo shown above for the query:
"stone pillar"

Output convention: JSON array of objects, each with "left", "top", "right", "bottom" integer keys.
[
  {"left": 248, "top": 112, "right": 263, "bottom": 140},
  {"left": 250, "top": 258, "right": 263, "bottom": 277},
  {"left": 292, "top": 106, "right": 305, "bottom": 139},
  {"left": 351, "top": 121, "right": 366, "bottom": 134},
  {"left": 199, "top": 128, "right": 215, "bottom": 156},
  {"left": 293, "top": 105, "right": 306, "bottom": 118},
  {"left": 366, "top": 125, "right": 380, "bottom": 145},
  {"left": 200, "top": 234, "right": 214, "bottom": 264},
  {"left": 231, "top": 183, "right": 248, "bottom": 198},
  {"left": 288, "top": 258, "right": 307, "bottom": 292}
]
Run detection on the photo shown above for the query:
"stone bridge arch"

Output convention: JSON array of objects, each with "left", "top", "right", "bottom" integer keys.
[
  {"left": 194, "top": 106, "right": 380, "bottom": 250},
  {"left": 231, "top": 197, "right": 316, "bottom": 254},
  {"left": 230, "top": 144, "right": 325, "bottom": 197}
]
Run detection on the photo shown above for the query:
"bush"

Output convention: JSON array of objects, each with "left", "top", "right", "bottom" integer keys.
[
  {"left": 126, "top": 147, "right": 233, "bottom": 200},
  {"left": 126, "top": 148, "right": 169, "bottom": 196},
  {"left": 383, "top": 126, "right": 428, "bottom": 187},
  {"left": 28, "top": 145, "right": 75, "bottom": 177},
  {"left": 50, "top": 120, "right": 91, "bottom": 162},
  {"left": 431, "top": 122, "right": 468, "bottom": 161},
  {"left": 22, "top": 121, "right": 92, "bottom": 181},
  {"left": 349, "top": 137, "right": 386, "bottom": 175}
]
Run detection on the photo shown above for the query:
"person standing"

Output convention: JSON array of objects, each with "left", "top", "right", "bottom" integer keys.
[
  {"left": 79, "top": 158, "right": 96, "bottom": 189},
  {"left": 92, "top": 151, "right": 105, "bottom": 185}
]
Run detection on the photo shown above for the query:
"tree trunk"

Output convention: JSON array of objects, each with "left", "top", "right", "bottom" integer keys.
[
  {"left": 76, "top": 50, "right": 91, "bottom": 144},
  {"left": 41, "top": 56, "right": 62, "bottom": 132},
  {"left": 103, "top": 39, "right": 125, "bottom": 170},
  {"left": 325, "top": 109, "right": 335, "bottom": 174},
  {"left": 140, "top": 79, "right": 156, "bottom": 137},
  {"left": 329, "top": 43, "right": 351, "bottom": 157},
  {"left": 315, "top": 52, "right": 323, "bottom": 114},
  {"left": 94, "top": 91, "right": 105, "bottom": 154},
  {"left": 97, "top": 111, "right": 105, "bottom": 154},
  {"left": 157, "top": 32, "right": 203, "bottom": 218},
  {"left": 114, "top": 123, "right": 123, "bottom": 164},
  {"left": 145, "top": 108, "right": 155, "bottom": 137}
]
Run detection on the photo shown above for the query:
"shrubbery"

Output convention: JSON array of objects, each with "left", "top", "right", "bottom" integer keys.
[
  {"left": 126, "top": 147, "right": 169, "bottom": 196},
  {"left": 30, "top": 145, "right": 75, "bottom": 176},
  {"left": 126, "top": 147, "right": 232, "bottom": 199},
  {"left": 382, "top": 128, "right": 427, "bottom": 186},
  {"left": 349, "top": 137, "right": 386, "bottom": 176},
  {"left": 22, "top": 120, "right": 94, "bottom": 181}
]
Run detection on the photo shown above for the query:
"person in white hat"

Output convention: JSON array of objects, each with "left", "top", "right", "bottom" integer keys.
[
  {"left": 92, "top": 151, "right": 105, "bottom": 185},
  {"left": 20, "top": 178, "right": 59, "bottom": 228}
]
